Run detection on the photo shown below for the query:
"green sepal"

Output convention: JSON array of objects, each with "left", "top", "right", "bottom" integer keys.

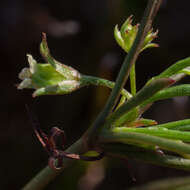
[
  {"left": 114, "top": 25, "right": 124, "bottom": 50},
  {"left": 33, "top": 80, "right": 80, "bottom": 97},
  {"left": 40, "top": 33, "right": 80, "bottom": 80}
]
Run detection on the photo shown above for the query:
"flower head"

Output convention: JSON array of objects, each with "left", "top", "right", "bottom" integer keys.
[
  {"left": 114, "top": 15, "right": 158, "bottom": 53},
  {"left": 18, "top": 33, "right": 81, "bottom": 97}
]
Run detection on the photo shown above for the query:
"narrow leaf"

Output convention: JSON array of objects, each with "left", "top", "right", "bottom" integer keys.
[
  {"left": 106, "top": 78, "right": 174, "bottom": 127},
  {"left": 141, "top": 84, "right": 190, "bottom": 107},
  {"left": 147, "top": 57, "right": 190, "bottom": 84},
  {"left": 101, "top": 143, "right": 190, "bottom": 171},
  {"left": 148, "top": 119, "right": 190, "bottom": 131},
  {"left": 116, "top": 127, "right": 190, "bottom": 142},
  {"left": 130, "top": 118, "right": 157, "bottom": 127},
  {"left": 100, "top": 128, "right": 190, "bottom": 156},
  {"left": 158, "top": 57, "right": 190, "bottom": 78}
]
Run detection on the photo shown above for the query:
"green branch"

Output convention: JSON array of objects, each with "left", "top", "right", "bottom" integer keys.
[
  {"left": 130, "top": 64, "right": 137, "bottom": 95},
  {"left": 80, "top": 75, "right": 132, "bottom": 99}
]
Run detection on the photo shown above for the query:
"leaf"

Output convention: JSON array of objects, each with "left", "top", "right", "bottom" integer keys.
[
  {"left": 147, "top": 57, "right": 190, "bottom": 84},
  {"left": 106, "top": 78, "right": 175, "bottom": 126},
  {"left": 148, "top": 119, "right": 190, "bottom": 131},
  {"left": 158, "top": 57, "right": 190, "bottom": 78},
  {"left": 116, "top": 127, "right": 190, "bottom": 142},
  {"left": 101, "top": 128, "right": 190, "bottom": 156},
  {"left": 129, "top": 118, "right": 157, "bottom": 127},
  {"left": 141, "top": 84, "right": 190, "bottom": 107},
  {"left": 114, "top": 108, "right": 139, "bottom": 127}
]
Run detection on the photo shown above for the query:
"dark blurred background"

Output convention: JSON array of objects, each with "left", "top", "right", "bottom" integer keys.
[{"left": 2, "top": 0, "right": 190, "bottom": 189}]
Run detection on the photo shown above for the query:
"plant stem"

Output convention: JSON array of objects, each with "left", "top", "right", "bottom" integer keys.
[
  {"left": 130, "top": 64, "right": 136, "bottom": 95},
  {"left": 80, "top": 75, "right": 132, "bottom": 99},
  {"left": 86, "top": 0, "right": 163, "bottom": 145}
]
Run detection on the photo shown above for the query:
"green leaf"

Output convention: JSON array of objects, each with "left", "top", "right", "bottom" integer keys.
[
  {"left": 141, "top": 84, "right": 190, "bottom": 107},
  {"left": 101, "top": 143, "right": 190, "bottom": 171},
  {"left": 100, "top": 128, "right": 190, "bottom": 156},
  {"left": 116, "top": 127, "right": 190, "bottom": 142},
  {"left": 158, "top": 57, "right": 190, "bottom": 78},
  {"left": 131, "top": 118, "right": 157, "bottom": 127},
  {"left": 106, "top": 78, "right": 175, "bottom": 127},
  {"left": 148, "top": 119, "right": 190, "bottom": 131},
  {"left": 147, "top": 57, "right": 190, "bottom": 84},
  {"left": 114, "top": 108, "right": 139, "bottom": 127}
]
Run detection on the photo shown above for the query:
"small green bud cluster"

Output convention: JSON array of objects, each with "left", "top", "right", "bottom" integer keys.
[{"left": 114, "top": 15, "right": 158, "bottom": 53}]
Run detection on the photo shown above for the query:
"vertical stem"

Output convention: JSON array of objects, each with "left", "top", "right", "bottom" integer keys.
[
  {"left": 86, "top": 0, "right": 163, "bottom": 144},
  {"left": 130, "top": 64, "right": 136, "bottom": 95}
]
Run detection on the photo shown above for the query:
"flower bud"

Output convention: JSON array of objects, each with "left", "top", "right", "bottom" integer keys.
[
  {"left": 17, "top": 33, "right": 81, "bottom": 97},
  {"left": 114, "top": 15, "right": 158, "bottom": 53}
]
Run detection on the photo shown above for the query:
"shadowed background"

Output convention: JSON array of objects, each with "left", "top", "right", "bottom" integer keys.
[{"left": 1, "top": 0, "right": 190, "bottom": 189}]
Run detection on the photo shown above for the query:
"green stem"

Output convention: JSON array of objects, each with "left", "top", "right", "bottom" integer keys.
[
  {"left": 100, "top": 128, "right": 190, "bottom": 156},
  {"left": 101, "top": 143, "right": 190, "bottom": 171},
  {"left": 80, "top": 75, "right": 132, "bottom": 99},
  {"left": 130, "top": 64, "right": 136, "bottom": 95},
  {"left": 86, "top": 0, "right": 163, "bottom": 145},
  {"left": 22, "top": 138, "right": 87, "bottom": 190}
]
